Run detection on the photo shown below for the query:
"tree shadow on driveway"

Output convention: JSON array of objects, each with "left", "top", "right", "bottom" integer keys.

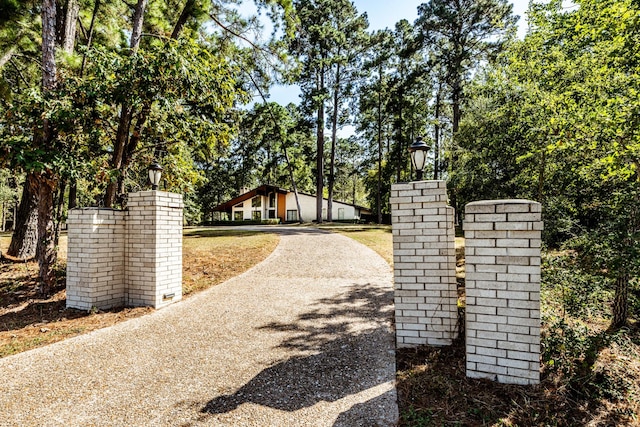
[{"left": 200, "top": 285, "right": 396, "bottom": 421}]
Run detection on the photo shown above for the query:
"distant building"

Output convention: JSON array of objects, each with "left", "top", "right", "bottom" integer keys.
[{"left": 212, "top": 184, "right": 371, "bottom": 223}]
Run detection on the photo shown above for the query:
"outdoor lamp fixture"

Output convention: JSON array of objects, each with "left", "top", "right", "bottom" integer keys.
[
  {"left": 408, "top": 136, "right": 429, "bottom": 180},
  {"left": 148, "top": 161, "right": 163, "bottom": 190}
]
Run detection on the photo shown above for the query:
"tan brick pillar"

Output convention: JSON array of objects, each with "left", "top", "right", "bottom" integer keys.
[
  {"left": 391, "top": 181, "right": 458, "bottom": 347},
  {"left": 464, "top": 200, "right": 542, "bottom": 385},
  {"left": 66, "top": 208, "right": 126, "bottom": 310},
  {"left": 126, "top": 191, "right": 183, "bottom": 309}
]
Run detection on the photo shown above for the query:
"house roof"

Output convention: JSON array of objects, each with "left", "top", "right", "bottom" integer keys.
[
  {"left": 294, "top": 190, "right": 372, "bottom": 214},
  {"left": 212, "top": 184, "right": 288, "bottom": 212},
  {"left": 212, "top": 184, "right": 372, "bottom": 214}
]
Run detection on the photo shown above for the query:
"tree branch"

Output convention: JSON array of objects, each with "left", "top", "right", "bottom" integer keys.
[
  {"left": 171, "top": 0, "right": 196, "bottom": 39},
  {"left": 0, "top": 29, "right": 25, "bottom": 69},
  {"left": 9, "top": 58, "right": 29, "bottom": 86},
  {"left": 208, "top": 12, "right": 272, "bottom": 55}
]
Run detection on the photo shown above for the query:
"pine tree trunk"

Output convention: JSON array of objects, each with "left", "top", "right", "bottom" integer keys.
[
  {"left": 80, "top": 0, "right": 101, "bottom": 76},
  {"left": 36, "top": 172, "right": 58, "bottom": 294},
  {"left": 328, "top": 63, "right": 341, "bottom": 223},
  {"left": 7, "top": 174, "right": 38, "bottom": 260},
  {"left": 68, "top": 181, "right": 77, "bottom": 209},
  {"left": 62, "top": 0, "right": 79, "bottom": 53},
  {"left": 376, "top": 63, "right": 383, "bottom": 224},
  {"left": 130, "top": 0, "right": 147, "bottom": 53},
  {"left": 105, "top": 0, "right": 148, "bottom": 207},
  {"left": 171, "top": 0, "right": 195, "bottom": 39},
  {"left": 611, "top": 272, "right": 629, "bottom": 329},
  {"left": 434, "top": 81, "right": 442, "bottom": 180},
  {"left": 54, "top": 178, "right": 66, "bottom": 247},
  {"left": 105, "top": 104, "right": 132, "bottom": 207},
  {"left": 316, "top": 63, "right": 325, "bottom": 223},
  {"left": 42, "top": 0, "right": 57, "bottom": 90},
  {"left": 36, "top": 0, "right": 59, "bottom": 294},
  {"left": 450, "top": 78, "right": 461, "bottom": 225}
]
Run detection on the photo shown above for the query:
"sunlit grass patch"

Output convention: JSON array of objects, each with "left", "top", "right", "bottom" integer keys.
[
  {"left": 182, "top": 228, "right": 279, "bottom": 295},
  {"left": 322, "top": 224, "right": 393, "bottom": 265},
  {"left": 0, "top": 227, "right": 280, "bottom": 357}
]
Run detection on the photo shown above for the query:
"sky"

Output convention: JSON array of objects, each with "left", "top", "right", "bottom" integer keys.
[
  {"left": 241, "top": 0, "right": 532, "bottom": 108},
  {"left": 352, "top": 0, "right": 530, "bottom": 35}
]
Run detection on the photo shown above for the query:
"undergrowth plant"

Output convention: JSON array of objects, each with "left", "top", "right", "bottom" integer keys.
[{"left": 541, "top": 251, "right": 639, "bottom": 410}]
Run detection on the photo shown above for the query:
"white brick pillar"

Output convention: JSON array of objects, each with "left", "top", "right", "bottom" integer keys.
[
  {"left": 391, "top": 180, "right": 458, "bottom": 347},
  {"left": 126, "top": 191, "right": 183, "bottom": 309},
  {"left": 464, "top": 200, "right": 542, "bottom": 385},
  {"left": 66, "top": 208, "right": 126, "bottom": 310}
]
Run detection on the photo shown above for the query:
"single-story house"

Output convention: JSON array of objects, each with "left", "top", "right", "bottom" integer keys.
[{"left": 212, "top": 184, "right": 371, "bottom": 223}]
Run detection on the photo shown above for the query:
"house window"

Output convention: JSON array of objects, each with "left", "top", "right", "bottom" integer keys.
[
  {"left": 338, "top": 208, "right": 345, "bottom": 220},
  {"left": 234, "top": 211, "right": 243, "bottom": 221},
  {"left": 269, "top": 192, "right": 276, "bottom": 208},
  {"left": 252, "top": 196, "right": 261, "bottom": 208},
  {"left": 268, "top": 210, "right": 276, "bottom": 219},
  {"left": 286, "top": 210, "right": 298, "bottom": 222},
  {"left": 252, "top": 211, "right": 261, "bottom": 220}
]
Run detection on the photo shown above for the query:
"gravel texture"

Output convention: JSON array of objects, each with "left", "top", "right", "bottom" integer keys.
[{"left": 0, "top": 227, "right": 398, "bottom": 426}]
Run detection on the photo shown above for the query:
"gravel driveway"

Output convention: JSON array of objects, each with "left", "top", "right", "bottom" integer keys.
[{"left": 0, "top": 227, "right": 398, "bottom": 426}]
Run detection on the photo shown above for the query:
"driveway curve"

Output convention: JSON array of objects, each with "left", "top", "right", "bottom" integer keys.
[{"left": 0, "top": 227, "right": 398, "bottom": 426}]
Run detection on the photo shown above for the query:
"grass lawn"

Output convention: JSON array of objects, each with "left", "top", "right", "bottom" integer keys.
[
  {"left": 182, "top": 228, "right": 279, "bottom": 295},
  {"left": 0, "top": 229, "right": 279, "bottom": 357},
  {"left": 321, "top": 224, "right": 394, "bottom": 265}
]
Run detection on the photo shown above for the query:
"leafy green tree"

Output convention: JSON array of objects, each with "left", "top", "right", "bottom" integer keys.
[
  {"left": 227, "top": 102, "right": 314, "bottom": 220},
  {"left": 332, "top": 136, "right": 367, "bottom": 208},
  {"left": 0, "top": 0, "right": 294, "bottom": 287},
  {"left": 355, "top": 23, "right": 432, "bottom": 222},
  {"left": 455, "top": 69, "right": 541, "bottom": 206},
  {"left": 355, "top": 29, "right": 393, "bottom": 223},
  {"left": 457, "top": 0, "right": 639, "bottom": 327},
  {"left": 515, "top": 0, "right": 639, "bottom": 328},
  {"left": 323, "top": 3, "right": 367, "bottom": 221},
  {"left": 386, "top": 19, "right": 432, "bottom": 183},
  {"left": 416, "top": 0, "right": 517, "bottom": 216},
  {"left": 289, "top": 0, "right": 368, "bottom": 222},
  {"left": 0, "top": 1, "right": 43, "bottom": 260},
  {"left": 0, "top": 169, "right": 19, "bottom": 231}
]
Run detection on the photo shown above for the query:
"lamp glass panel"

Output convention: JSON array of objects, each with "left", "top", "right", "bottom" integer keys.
[
  {"left": 412, "top": 149, "right": 427, "bottom": 171},
  {"left": 149, "top": 170, "right": 162, "bottom": 186}
]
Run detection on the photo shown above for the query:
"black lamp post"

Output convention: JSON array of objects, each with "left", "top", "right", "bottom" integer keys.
[
  {"left": 408, "top": 136, "right": 429, "bottom": 180},
  {"left": 148, "top": 161, "right": 163, "bottom": 190}
]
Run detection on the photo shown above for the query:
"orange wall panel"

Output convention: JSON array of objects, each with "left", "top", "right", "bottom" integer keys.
[{"left": 277, "top": 193, "right": 286, "bottom": 222}]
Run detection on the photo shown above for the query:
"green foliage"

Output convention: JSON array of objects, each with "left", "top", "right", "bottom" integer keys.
[
  {"left": 541, "top": 251, "right": 639, "bottom": 405},
  {"left": 453, "top": 0, "right": 640, "bottom": 325},
  {"left": 0, "top": 0, "right": 22, "bottom": 24},
  {"left": 542, "top": 251, "right": 613, "bottom": 320},
  {"left": 355, "top": 26, "right": 432, "bottom": 219},
  {"left": 400, "top": 406, "right": 435, "bottom": 427},
  {"left": 286, "top": 0, "right": 371, "bottom": 221},
  {"left": 237, "top": 102, "right": 312, "bottom": 188},
  {"left": 2, "top": 36, "right": 241, "bottom": 194},
  {"left": 0, "top": 168, "right": 18, "bottom": 205},
  {"left": 541, "top": 315, "right": 637, "bottom": 402}
]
